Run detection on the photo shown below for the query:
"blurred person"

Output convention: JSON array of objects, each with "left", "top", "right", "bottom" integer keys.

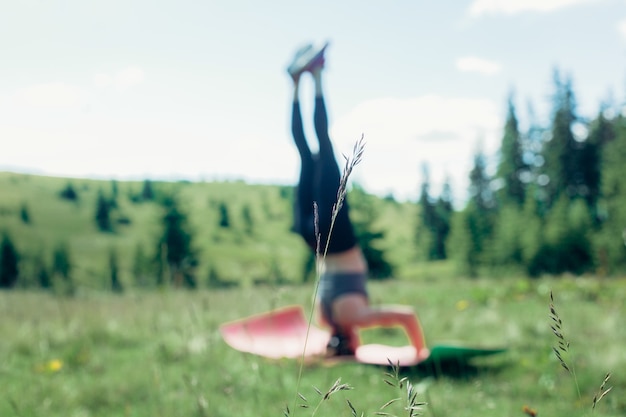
[{"left": 286, "top": 42, "right": 429, "bottom": 360}]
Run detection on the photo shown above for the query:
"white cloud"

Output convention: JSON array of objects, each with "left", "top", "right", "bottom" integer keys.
[
  {"left": 93, "top": 66, "right": 145, "bottom": 90},
  {"left": 469, "top": 0, "right": 600, "bottom": 17},
  {"left": 456, "top": 56, "right": 502, "bottom": 75},
  {"left": 330, "top": 95, "right": 501, "bottom": 202},
  {"left": 618, "top": 18, "right": 626, "bottom": 41},
  {"left": 15, "top": 82, "right": 86, "bottom": 108}
]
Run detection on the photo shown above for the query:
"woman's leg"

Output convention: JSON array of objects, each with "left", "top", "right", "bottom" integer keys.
[
  {"left": 291, "top": 77, "right": 316, "bottom": 247},
  {"left": 310, "top": 67, "right": 357, "bottom": 253}
]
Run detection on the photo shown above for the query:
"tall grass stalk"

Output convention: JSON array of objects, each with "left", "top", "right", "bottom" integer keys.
[
  {"left": 549, "top": 290, "right": 581, "bottom": 399},
  {"left": 591, "top": 372, "right": 612, "bottom": 412},
  {"left": 378, "top": 360, "right": 426, "bottom": 417},
  {"left": 550, "top": 290, "right": 614, "bottom": 414}
]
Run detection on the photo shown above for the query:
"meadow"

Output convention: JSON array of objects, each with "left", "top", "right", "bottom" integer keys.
[
  {"left": 1, "top": 274, "right": 625, "bottom": 417},
  {"left": 1, "top": 171, "right": 625, "bottom": 416}
]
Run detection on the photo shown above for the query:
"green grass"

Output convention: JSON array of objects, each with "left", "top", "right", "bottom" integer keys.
[{"left": 1, "top": 274, "right": 624, "bottom": 417}]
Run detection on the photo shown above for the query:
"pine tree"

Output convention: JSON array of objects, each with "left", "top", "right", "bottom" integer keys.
[
  {"left": 52, "top": 243, "right": 73, "bottom": 292},
  {"left": 156, "top": 197, "right": 197, "bottom": 288},
  {"left": 218, "top": 202, "right": 231, "bottom": 228},
  {"left": 59, "top": 182, "right": 79, "bottom": 201},
  {"left": 241, "top": 204, "right": 254, "bottom": 235},
  {"left": 141, "top": 179, "right": 154, "bottom": 201},
  {"left": 433, "top": 178, "right": 453, "bottom": 259},
  {"left": 0, "top": 233, "right": 19, "bottom": 288},
  {"left": 20, "top": 202, "right": 31, "bottom": 224},
  {"left": 452, "top": 148, "right": 496, "bottom": 276},
  {"left": 496, "top": 92, "right": 529, "bottom": 207},
  {"left": 111, "top": 179, "right": 119, "bottom": 199},
  {"left": 35, "top": 253, "right": 51, "bottom": 289},
  {"left": 52, "top": 244, "right": 70, "bottom": 276},
  {"left": 107, "top": 180, "right": 119, "bottom": 209},
  {"left": 585, "top": 107, "right": 614, "bottom": 222},
  {"left": 52, "top": 244, "right": 75, "bottom": 295},
  {"left": 542, "top": 70, "right": 573, "bottom": 204},
  {"left": 95, "top": 190, "right": 113, "bottom": 232},
  {"left": 415, "top": 164, "right": 451, "bottom": 260},
  {"left": 469, "top": 148, "right": 495, "bottom": 211},
  {"left": 415, "top": 163, "right": 437, "bottom": 260},
  {"left": 524, "top": 101, "right": 550, "bottom": 217},
  {"left": 109, "top": 248, "right": 123, "bottom": 293},
  {"left": 541, "top": 69, "right": 593, "bottom": 206}
]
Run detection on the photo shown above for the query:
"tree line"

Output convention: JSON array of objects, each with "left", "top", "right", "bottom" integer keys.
[{"left": 417, "top": 68, "right": 626, "bottom": 277}]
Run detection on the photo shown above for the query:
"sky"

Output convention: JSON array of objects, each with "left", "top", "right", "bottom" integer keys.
[{"left": 1, "top": 0, "right": 626, "bottom": 203}]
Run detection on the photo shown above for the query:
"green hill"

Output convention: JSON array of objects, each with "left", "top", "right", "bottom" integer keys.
[{"left": 0, "top": 172, "right": 420, "bottom": 291}]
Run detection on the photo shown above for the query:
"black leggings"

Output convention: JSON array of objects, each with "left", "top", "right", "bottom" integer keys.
[{"left": 291, "top": 97, "right": 357, "bottom": 254}]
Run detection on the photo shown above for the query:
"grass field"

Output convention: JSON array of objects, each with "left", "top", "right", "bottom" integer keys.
[
  {"left": 1, "top": 274, "right": 625, "bottom": 417},
  {"left": 1, "top": 172, "right": 625, "bottom": 416}
]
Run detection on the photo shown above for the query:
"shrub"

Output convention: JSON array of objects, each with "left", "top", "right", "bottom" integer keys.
[
  {"left": 0, "top": 233, "right": 19, "bottom": 288},
  {"left": 59, "top": 183, "right": 79, "bottom": 201}
]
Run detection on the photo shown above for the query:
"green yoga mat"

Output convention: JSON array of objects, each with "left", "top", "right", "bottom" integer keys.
[
  {"left": 355, "top": 343, "right": 507, "bottom": 367},
  {"left": 421, "top": 344, "right": 507, "bottom": 365}
]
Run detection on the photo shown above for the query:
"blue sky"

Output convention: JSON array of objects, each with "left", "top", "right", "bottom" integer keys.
[{"left": 1, "top": 0, "right": 625, "bottom": 202}]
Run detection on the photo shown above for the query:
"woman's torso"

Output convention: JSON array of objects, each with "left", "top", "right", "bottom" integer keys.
[{"left": 321, "top": 245, "right": 368, "bottom": 273}]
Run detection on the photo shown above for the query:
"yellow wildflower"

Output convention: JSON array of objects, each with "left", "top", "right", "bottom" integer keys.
[
  {"left": 46, "top": 359, "right": 63, "bottom": 372},
  {"left": 455, "top": 300, "right": 470, "bottom": 311}
]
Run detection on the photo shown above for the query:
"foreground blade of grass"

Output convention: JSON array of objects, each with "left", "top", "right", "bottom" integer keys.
[
  {"left": 377, "top": 361, "right": 426, "bottom": 417},
  {"left": 592, "top": 372, "right": 612, "bottom": 412},
  {"left": 549, "top": 290, "right": 580, "bottom": 399},
  {"left": 549, "top": 290, "right": 615, "bottom": 414}
]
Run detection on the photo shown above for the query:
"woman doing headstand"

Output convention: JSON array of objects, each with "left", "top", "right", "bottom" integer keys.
[{"left": 286, "top": 43, "right": 429, "bottom": 360}]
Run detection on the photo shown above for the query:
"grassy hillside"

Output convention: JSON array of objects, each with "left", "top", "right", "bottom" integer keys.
[{"left": 0, "top": 172, "right": 419, "bottom": 290}]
